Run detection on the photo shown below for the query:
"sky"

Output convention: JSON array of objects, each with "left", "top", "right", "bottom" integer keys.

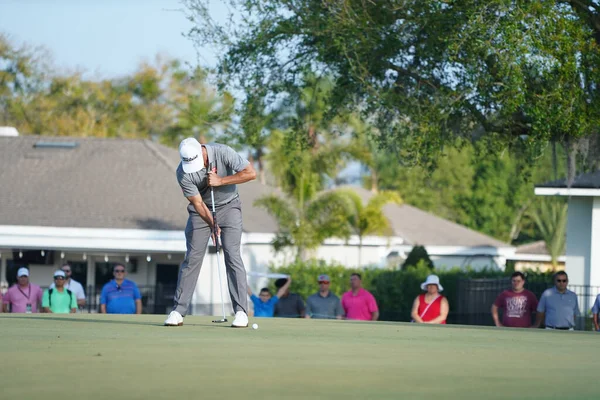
[{"left": 0, "top": 0, "right": 225, "bottom": 79}]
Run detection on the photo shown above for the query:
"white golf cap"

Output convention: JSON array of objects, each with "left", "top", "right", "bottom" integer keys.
[
  {"left": 53, "top": 270, "right": 66, "bottom": 278},
  {"left": 179, "top": 138, "right": 205, "bottom": 174},
  {"left": 17, "top": 267, "right": 29, "bottom": 277},
  {"left": 420, "top": 274, "right": 443, "bottom": 292}
]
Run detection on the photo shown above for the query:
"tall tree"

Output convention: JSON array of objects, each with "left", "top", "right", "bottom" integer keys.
[{"left": 186, "top": 0, "right": 600, "bottom": 171}]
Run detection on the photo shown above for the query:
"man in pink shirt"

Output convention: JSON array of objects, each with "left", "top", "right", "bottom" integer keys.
[
  {"left": 2, "top": 267, "right": 43, "bottom": 313},
  {"left": 341, "top": 273, "right": 379, "bottom": 321}
]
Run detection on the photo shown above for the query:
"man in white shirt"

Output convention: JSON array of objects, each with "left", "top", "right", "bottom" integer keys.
[{"left": 49, "top": 263, "right": 86, "bottom": 309}]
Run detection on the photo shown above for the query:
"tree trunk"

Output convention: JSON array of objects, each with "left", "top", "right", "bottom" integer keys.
[
  {"left": 370, "top": 166, "right": 378, "bottom": 193},
  {"left": 551, "top": 140, "right": 558, "bottom": 181},
  {"left": 358, "top": 239, "right": 363, "bottom": 268},
  {"left": 563, "top": 137, "right": 577, "bottom": 187},
  {"left": 257, "top": 147, "right": 266, "bottom": 184}
]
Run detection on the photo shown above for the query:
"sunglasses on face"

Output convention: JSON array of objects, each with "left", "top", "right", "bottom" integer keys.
[
  {"left": 54, "top": 277, "right": 65, "bottom": 280},
  {"left": 318, "top": 281, "right": 330, "bottom": 284},
  {"left": 556, "top": 279, "right": 567, "bottom": 283},
  {"left": 114, "top": 270, "right": 125, "bottom": 273}
]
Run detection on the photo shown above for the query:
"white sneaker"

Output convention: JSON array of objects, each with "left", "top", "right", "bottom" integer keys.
[
  {"left": 164, "top": 311, "right": 184, "bottom": 326},
  {"left": 231, "top": 311, "right": 248, "bottom": 328}
]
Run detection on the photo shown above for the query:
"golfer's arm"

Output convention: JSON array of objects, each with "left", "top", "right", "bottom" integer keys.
[
  {"left": 100, "top": 304, "right": 107, "bottom": 314},
  {"left": 135, "top": 299, "right": 142, "bottom": 314},
  {"left": 491, "top": 304, "right": 502, "bottom": 326},
  {"left": 187, "top": 195, "right": 214, "bottom": 227},
  {"left": 371, "top": 311, "right": 379, "bottom": 321},
  {"left": 594, "top": 313, "right": 599, "bottom": 330},
  {"left": 77, "top": 298, "right": 85, "bottom": 307},
  {"left": 219, "top": 164, "right": 256, "bottom": 186}
]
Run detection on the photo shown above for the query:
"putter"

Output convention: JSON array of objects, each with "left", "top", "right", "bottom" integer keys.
[{"left": 210, "top": 162, "right": 228, "bottom": 323}]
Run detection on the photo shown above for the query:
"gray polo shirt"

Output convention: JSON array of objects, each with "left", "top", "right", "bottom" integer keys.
[
  {"left": 537, "top": 287, "right": 580, "bottom": 328},
  {"left": 306, "top": 291, "right": 344, "bottom": 319},
  {"left": 176, "top": 143, "right": 249, "bottom": 207}
]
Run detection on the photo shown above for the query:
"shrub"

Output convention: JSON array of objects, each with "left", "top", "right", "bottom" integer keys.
[{"left": 401, "top": 245, "right": 434, "bottom": 270}]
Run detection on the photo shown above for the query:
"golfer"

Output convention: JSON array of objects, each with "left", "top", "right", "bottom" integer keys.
[{"left": 165, "top": 138, "right": 256, "bottom": 328}]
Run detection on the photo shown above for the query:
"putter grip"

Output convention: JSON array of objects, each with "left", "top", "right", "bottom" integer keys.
[{"left": 213, "top": 211, "right": 220, "bottom": 253}]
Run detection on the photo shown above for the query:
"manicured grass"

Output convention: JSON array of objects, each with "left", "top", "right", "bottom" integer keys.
[{"left": 1, "top": 314, "right": 598, "bottom": 399}]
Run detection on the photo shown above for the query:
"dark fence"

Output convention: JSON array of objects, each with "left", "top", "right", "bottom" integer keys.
[{"left": 454, "top": 278, "right": 600, "bottom": 330}]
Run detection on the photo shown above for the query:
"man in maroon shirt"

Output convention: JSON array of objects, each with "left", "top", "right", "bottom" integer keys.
[{"left": 491, "top": 272, "right": 538, "bottom": 328}]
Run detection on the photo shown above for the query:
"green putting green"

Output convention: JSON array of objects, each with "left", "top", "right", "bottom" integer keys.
[{"left": 1, "top": 314, "right": 598, "bottom": 399}]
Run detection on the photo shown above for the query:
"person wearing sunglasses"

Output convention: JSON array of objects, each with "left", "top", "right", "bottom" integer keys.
[
  {"left": 42, "top": 270, "right": 77, "bottom": 314},
  {"left": 49, "top": 263, "right": 86, "bottom": 310},
  {"left": 534, "top": 271, "right": 579, "bottom": 330},
  {"left": 100, "top": 264, "right": 142, "bottom": 314},
  {"left": 305, "top": 274, "right": 344, "bottom": 319}
]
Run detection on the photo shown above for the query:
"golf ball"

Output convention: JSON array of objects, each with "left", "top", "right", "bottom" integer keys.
[{"left": 252, "top": 323, "right": 258, "bottom": 330}]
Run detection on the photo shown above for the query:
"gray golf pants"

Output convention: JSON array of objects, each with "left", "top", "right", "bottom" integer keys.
[{"left": 172, "top": 197, "right": 248, "bottom": 317}]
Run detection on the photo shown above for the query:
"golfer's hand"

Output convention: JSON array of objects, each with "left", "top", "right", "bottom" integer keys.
[
  {"left": 208, "top": 171, "right": 223, "bottom": 187},
  {"left": 211, "top": 224, "right": 221, "bottom": 245}
]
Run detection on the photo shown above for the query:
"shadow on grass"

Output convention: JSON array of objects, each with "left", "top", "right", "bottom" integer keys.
[{"left": 0, "top": 315, "right": 238, "bottom": 329}]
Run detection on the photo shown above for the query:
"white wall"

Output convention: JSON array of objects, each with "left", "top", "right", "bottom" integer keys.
[{"left": 565, "top": 197, "right": 593, "bottom": 287}]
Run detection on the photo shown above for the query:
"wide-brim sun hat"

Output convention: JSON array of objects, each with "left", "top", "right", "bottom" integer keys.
[{"left": 420, "top": 274, "right": 443, "bottom": 292}]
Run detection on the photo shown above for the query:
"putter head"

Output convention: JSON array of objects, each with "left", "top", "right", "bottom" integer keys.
[{"left": 212, "top": 318, "right": 228, "bottom": 323}]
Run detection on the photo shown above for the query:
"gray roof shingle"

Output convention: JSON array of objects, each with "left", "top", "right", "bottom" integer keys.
[
  {"left": 1, "top": 136, "right": 509, "bottom": 247},
  {"left": 536, "top": 170, "right": 600, "bottom": 189},
  {"left": 335, "top": 185, "right": 510, "bottom": 247},
  {"left": 0, "top": 136, "right": 278, "bottom": 232}
]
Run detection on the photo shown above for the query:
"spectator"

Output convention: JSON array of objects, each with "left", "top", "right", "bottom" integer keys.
[
  {"left": 341, "top": 273, "right": 379, "bottom": 321},
  {"left": 592, "top": 292, "right": 600, "bottom": 332},
  {"left": 42, "top": 270, "right": 77, "bottom": 314},
  {"left": 273, "top": 277, "right": 305, "bottom": 318},
  {"left": 247, "top": 277, "right": 292, "bottom": 317},
  {"left": 3, "top": 267, "right": 43, "bottom": 313},
  {"left": 305, "top": 274, "right": 344, "bottom": 320},
  {"left": 534, "top": 271, "right": 579, "bottom": 330},
  {"left": 410, "top": 274, "right": 449, "bottom": 324},
  {"left": 100, "top": 264, "right": 142, "bottom": 314},
  {"left": 50, "top": 263, "right": 86, "bottom": 309},
  {"left": 491, "top": 272, "right": 538, "bottom": 328}
]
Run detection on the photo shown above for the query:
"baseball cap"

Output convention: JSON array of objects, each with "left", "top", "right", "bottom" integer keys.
[
  {"left": 179, "top": 138, "right": 205, "bottom": 174},
  {"left": 318, "top": 274, "right": 330, "bottom": 282},
  {"left": 53, "top": 270, "right": 66, "bottom": 278},
  {"left": 17, "top": 267, "right": 29, "bottom": 277}
]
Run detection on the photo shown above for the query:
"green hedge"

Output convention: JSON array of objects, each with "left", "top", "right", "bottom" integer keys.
[{"left": 271, "top": 260, "right": 554, "bottom": 322}]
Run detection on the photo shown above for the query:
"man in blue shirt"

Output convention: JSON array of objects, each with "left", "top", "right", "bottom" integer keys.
[
  {"left": 100, "top": 264, "right": 142, "bottom": 314},
  {"left": 534, "top": 271, "right": 579, "bottom": 330},
  {"left": 247, "top": 277, "right": 292, "bottom": 317}
]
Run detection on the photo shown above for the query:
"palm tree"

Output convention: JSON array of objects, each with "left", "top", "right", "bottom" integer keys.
[
  {"left": 336, "top": 189, "right": 402, "bottom": 267},
  {"left": 527, "top": 198, "right": 568, "bottom": 269},
  {"left": 254, "top": 184, "right": 354, "bottom": 261}
]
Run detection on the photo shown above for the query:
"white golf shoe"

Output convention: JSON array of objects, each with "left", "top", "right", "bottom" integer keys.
[
  {"left": 231, "top": 311, "right": 248, "bottom": 328},
  {"left": 164, "top": 311, "right": 184, "bottom": 326}
]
